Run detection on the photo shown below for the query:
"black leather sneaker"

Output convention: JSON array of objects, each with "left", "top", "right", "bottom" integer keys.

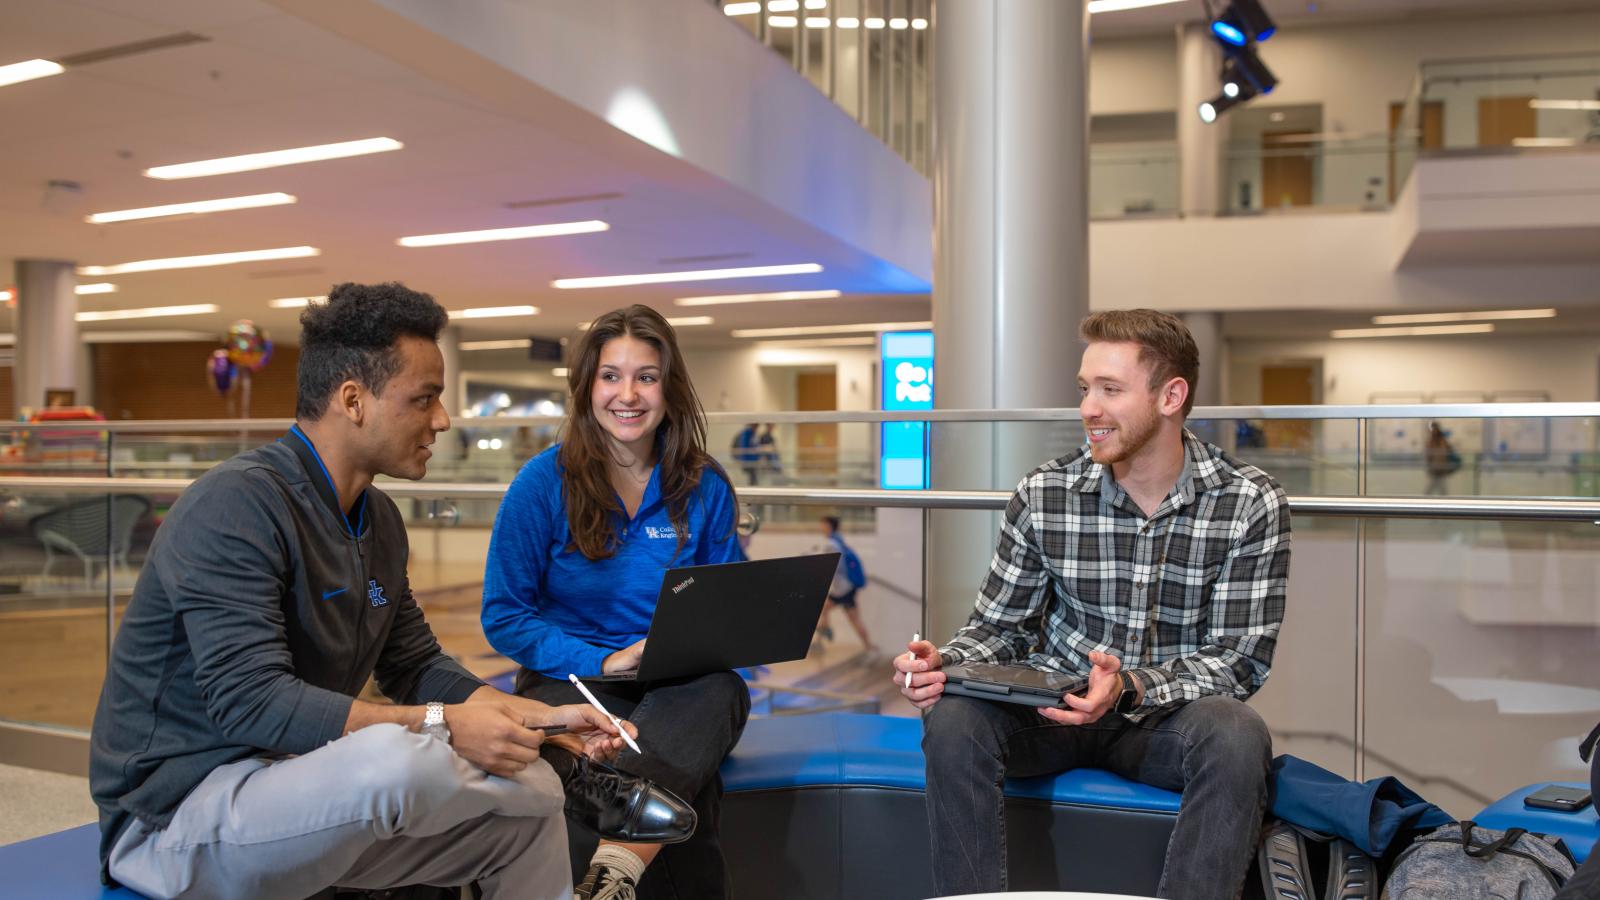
[{"left": 542, "top": 745, "right": 696, "bottom": 844}]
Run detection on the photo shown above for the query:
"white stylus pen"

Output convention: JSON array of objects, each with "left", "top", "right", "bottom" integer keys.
[
  {"left": 904, "top": 632, "right": 921, "bottom": 690},
  {"left": 568, "top": 674, "right": 643, "bottom": 755}
]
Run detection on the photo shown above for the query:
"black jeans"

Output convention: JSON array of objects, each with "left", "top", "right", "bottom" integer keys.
[
  {"left": 922, "top": 693, "right": 1271, "bottom": 900},
  {"left": 517, "top": 669, "right": 751, "bottom": 900}
]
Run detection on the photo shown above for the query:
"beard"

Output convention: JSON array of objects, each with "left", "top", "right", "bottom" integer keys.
[{"left": 1088, "top": 404, "right": 1161, "bottom": 467}]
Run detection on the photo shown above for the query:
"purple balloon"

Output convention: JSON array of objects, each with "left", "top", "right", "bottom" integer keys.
[{"left": 208, "top": 349, "right": 236, "bottom": 395}]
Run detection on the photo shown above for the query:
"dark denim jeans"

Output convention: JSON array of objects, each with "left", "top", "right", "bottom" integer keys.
[
  {"left": 922, "top": 694, "right": 1271, "bottom": 900},
  {"left": 517, "top": 669, "right": 751, "bottom": 900}
]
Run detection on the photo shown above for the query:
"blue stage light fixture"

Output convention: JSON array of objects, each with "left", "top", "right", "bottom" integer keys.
[
  {"left": 1211, "top": 18, "right": 1247, "bottom": 46},
  {"left": 1227, "top": 43, "right": 1278, "bottom": 95}
]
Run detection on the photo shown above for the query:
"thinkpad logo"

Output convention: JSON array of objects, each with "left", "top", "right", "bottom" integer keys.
[{"left": 672, "top": 577, "right": 695, "bottom": 594}]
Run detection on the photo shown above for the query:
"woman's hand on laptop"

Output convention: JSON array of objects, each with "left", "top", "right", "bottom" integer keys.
[
  {"left": 895, "top": 639, "right": 946, "bottom": 709},
  {"left": 602, "top": 639, "right": 647, "bottom": 675}
]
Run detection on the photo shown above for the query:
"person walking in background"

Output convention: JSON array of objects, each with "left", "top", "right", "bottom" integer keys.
[
  {"left": 815, "top": 515, "right": 874, "bottom": 656},
  {"left": 731, "top": 422, "right": 762, "bottom": 485},
  {"left": 1423, "top": 421, "right": 1460, "bottom": 495},
  {"left": 756, "top": 423, "right": 782, "bottom": 483}
]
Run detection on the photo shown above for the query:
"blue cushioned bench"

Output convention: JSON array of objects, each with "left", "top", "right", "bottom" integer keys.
[
  {"left": 6, "top": 825, "right": 142, "bottom": 900},
  {"left": 718, "top": 712, "right": 1181, "bottom": 899},
  {"left": 1475, "top": 782, "right": 1600, "bottom": 864}
]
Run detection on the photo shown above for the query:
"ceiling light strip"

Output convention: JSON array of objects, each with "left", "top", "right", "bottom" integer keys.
[
  {"left": 76, "top": 303, "right": 219, "bottom": 322},
  {"left": 1330, "top": 324, "right": 1495, "bottom": 339},
  {"left": 398, "top": 220, "right": 609, "bottom": 247},
  {"left": 449, "top": 306, "right": 539, "bottom": 319},
  {"left": 1371, "top": 308, "right": 1556, "bottom": 325},
  {"left": 675, "top": 289, "right": 843, "bottom": 307},
  {"left": 461, "top": 339, "right": 534, "bottom": 351},
  {"left": 0, "top": 59, "right": 64, "bottom": 88},
  {"left": 269, "top": 296, "right": 326, "bottom": 309},
  {"left": 732, "top": 320, "right": 932, "bottom": 338},
  {"left": 554, "top": 263, "right": 822, "bottom": 290},
  {"left": 75, "top": 283, "right": 118, "bottom": 295},
  {"left": 144, "top": 137, "right": 402, "bottom": 180},
  {"left": 87, "top": 192, "right": 296, "bottom": 224},
  {"left": 1086, "top": 0, "right": 1188, "bottom": 12},
  {"left": 78, "top": 246, "right": 320, "bottom": 276}
]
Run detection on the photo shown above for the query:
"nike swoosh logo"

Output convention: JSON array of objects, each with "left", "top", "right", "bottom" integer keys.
[{"left": 322, "top": 588, "right": 346, "bottom": 600}]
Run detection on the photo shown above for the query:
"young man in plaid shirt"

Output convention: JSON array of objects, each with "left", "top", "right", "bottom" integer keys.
[{"left": 895, "top": 309, "right": 1291, "bottom": 899}]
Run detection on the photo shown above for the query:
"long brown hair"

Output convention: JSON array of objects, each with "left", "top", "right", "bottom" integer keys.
[{"left": 559, "top": 304, "right": 731, "bottom": 560}]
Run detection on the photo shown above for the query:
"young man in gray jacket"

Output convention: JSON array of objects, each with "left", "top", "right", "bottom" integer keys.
[{"left": 91, "top": 283, "right": 685, "bottom": 900}]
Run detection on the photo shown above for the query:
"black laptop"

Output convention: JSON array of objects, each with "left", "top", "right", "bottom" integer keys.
[
  {"left": 594, "top": 552, "right": 840, "bottom": 682},
  {"left": 941, "top": 662, "right": 1087, "bottom": 708}
]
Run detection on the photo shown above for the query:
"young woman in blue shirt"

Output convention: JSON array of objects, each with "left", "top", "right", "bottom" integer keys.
[{"left": 482, "top": 304, "right": 747, "bottom": 900}]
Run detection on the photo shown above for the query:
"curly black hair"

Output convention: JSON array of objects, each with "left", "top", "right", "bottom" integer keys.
[{"left": 295, "top": 282, "right": 449, "bottom": 421}]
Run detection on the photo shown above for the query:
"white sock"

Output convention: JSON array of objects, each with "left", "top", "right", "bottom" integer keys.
[{"left": 591, "top": 844, "right": 646, "bottom": 884}]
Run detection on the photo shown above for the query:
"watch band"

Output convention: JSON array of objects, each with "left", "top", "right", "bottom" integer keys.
[
  {"left": 1114, "top": 671, "right": 1139, "bottom": 714},
  {"left": 424, "top": 701, "right": 446, "bottom": 728}
]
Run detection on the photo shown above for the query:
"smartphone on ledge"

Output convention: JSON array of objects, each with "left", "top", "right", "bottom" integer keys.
[{"left": 1524, "top": 785, "right": 1592, "bottom": 812}]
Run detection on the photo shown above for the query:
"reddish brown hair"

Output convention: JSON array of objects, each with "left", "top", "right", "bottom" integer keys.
[
  {"left": 559, "top": 304, "right": 732, "bottom": 560},
  {"left": 1079, "top": 309, "right": 1200, "bottom": 417}
]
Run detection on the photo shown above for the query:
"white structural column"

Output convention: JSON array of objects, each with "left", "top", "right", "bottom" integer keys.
[
  {"left": 926, "top": 0, "right": 1090, "bottom": 641},
  {"left": 438, "top": 325, "right": 464, "bottom": 459},
  {"left": 1180, "top": 311, "right": 1224, "bottom": 408},
  {"left": 1177, "top": 23, "right": 1231, "bottom": 216},
  {"left": 14, "top": 260, "right": 78, "bottom": 414}
]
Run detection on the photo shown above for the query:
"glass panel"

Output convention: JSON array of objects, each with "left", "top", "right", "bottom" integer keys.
[
  {"left": 1421, "top": 52, "right": 1600, "bottom": 151},
  {"left": 108, "top": 428, "right": 283, "bottom": 479},
  {"left": 1364, "top": 517, "right": 1600, "bottom": 816},
  {"left": 0, "top": 491, "right": 159, "bottom": 732}
]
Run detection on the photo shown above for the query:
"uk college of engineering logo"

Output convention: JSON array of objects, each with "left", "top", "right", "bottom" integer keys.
[{"left": 367, "top": 578, "right": 389, "bottom": 608}]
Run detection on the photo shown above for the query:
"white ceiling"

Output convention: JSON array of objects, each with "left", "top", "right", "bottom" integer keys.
[
  {"left": 0, "top": 0, "right": 1591, "bottom": 350},
  {"left": 0, "top": 0, "right": 929, "bottom": 349}
]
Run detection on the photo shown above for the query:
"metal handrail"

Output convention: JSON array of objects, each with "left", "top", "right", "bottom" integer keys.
[
  {"left": 5, "top": 402, "right": 1600, "bottom": 431},
  {"left": 7, "top": 476, "right": 1600, "bottom": 522}
]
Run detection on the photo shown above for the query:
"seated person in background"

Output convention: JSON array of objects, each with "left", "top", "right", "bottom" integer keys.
[
  {"left": 896, "top": 309, "right": 1292, "bottom": 899},
  {"left": 90, "top": 283, "right": 676, "bottom": 900},
  {"left": 482, "top": 304, "right": 748, "bottom": 900}
]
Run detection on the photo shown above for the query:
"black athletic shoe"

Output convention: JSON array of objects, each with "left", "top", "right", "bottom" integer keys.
[
  {"left": 542, "top": 745, "right": 696, "bottom": 844},
  {"left": 574, "top": 864, "right": 637, "bottom": 900}
]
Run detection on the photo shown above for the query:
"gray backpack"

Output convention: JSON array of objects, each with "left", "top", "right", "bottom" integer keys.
[{"left": 1383, "top": 820, "right": 1576, "bottom": 899}]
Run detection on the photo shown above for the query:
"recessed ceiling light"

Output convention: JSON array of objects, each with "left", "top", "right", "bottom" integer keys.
[
  {"left": 864, "top": 17, "right": 886, "bottom": 28},
  {"left": 1371, "top": 308, "right": 1556, "bottom": 325},
  {"left": 398, "top": 220, "right": 609, "bottom": 247},
  {"left": 1513, "top": 137, "right": 1577, "bottom": 148},
  {"left": 0, "top": 59, "right": 64, "bottom": 88},
  {"left": 768, "top": 0, "right": 800, "bottom": 9},
  {"left": 911, "top": 18, "right": 928, "bottom": 30},
  {"left": 837, "top": 16, "right": 860, "bottom": 28},
  {"left": 78, "top": 246, "right": 320, "bottom": 276},
  {"left": 0, "top": 290, "right": 11, "bottom": 302},
  {"left": 676, "top": 289, "right": 843, "bottom": 307},
  {"left": 269, "top": 295, "right": 326, "bottom": 309},
  {"left": 1086, "top": 0, "right": 1187, "bottom": 12},
  {"left": 769, "top": 15, "right": 798, "bottom": 27},
  {"left": 75, "top": 303, "right": 219, "bottom": 322},
  {"left": 143, "top": 137, "right": 402, "bottom": 179},
  {"left": 805, "top": 17, "right": 830, "bottom": 28},
  {"left": 1529, "top": 99, "right": 1600, "bottom": 111},
  {"left": 86, "top": 192, "right": 296, "bottom": 224},
  {"left": 552, "top": 367, "right": 570, "bottom": 377},
  {"left": 74, "top": 283, "right": 118, "bottom": 295},
  {"left": 889, "top": 17, "right": 909, "bottom": 29},
  {"left": 576, "top": 315, "right": 715, "bottom": 330},
  {"left": 554, "top": 262, "right": 822, "bottom": 290},
  {"left": 732, "top": 320, "right": 932, "bottom": 338},
  {"left": 1330, "top": 324, "right": 1495, "bottom": 339},
  {"left": 461, "top": 339, "right": 534, "bottom": 351},
  {"left": 758, "top": 336, "right": 878, "bottom": 347},
  {"left": 81, "top": 329, "right": 218, "bottom": 343},
  {"left": 723, "top": 1, "right": 761, "bottom": 13},
  {"left": 449, "top": 305, "right": 539, "bottom": 319}
]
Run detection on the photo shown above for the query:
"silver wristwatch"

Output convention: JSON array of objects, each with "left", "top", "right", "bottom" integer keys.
[{"left": 421, "top": 701, "right": 451, "bottom": 744}]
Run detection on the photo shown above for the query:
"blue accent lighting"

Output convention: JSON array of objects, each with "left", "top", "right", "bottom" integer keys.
[{"left": 1211, "top": 20, "right": 1247, "bottom": 46}]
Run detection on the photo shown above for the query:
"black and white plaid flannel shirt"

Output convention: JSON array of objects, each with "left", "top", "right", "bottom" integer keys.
[{"left": 939, "top": 430, "right": 1291, "bottom": 720}]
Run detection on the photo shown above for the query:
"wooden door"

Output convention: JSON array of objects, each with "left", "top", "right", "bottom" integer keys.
[
  {"left": 1261, "top": 363, "right": 1316, "bottom": 450},
  {"left": 1262, "top": 131, "right": 1315, "bottom": 208},
  {"left": 1478, "top": 95, "right": 1537, "bottom": 147},
  {"left": 1388, "top": 100, "right": 1444, "bottom": 203},
  {"left": 795, "top": 370, "right": 838, "bottom": 476}
]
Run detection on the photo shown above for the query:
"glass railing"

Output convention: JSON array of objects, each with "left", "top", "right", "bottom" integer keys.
[
  {"left": 1220, "top": 133, "right": 1398, "bottom": 213},
  {"left": 719, "top": 0, "right": 932, "bottom": 175},
  {"left": 1411, "top": 51, "right": 1600, "bottom": 153},
  {"left": 1090, "top": 142, "right": 1180, "bottom": 219},
  {"left": 4, "top": 406, "right": 1600, "bottom": 819}
]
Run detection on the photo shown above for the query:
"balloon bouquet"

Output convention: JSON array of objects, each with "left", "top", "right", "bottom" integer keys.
[{"left": 206, "top": 320, "right": 273, "bottom": 418}]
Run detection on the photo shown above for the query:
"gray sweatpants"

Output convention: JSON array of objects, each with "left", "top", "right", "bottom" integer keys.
[{"left": 108, "top": 723, "right": 572, "bottom": 900}]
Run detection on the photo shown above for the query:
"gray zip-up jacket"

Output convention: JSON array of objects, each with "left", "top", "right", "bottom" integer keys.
[{"left": 90, "top": 427, "right": 483, "bottom": 871}]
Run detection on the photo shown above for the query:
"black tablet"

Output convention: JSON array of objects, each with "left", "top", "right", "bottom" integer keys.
[{"left": 942, "top": 662, "right": 1088, "bottom": 709}]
